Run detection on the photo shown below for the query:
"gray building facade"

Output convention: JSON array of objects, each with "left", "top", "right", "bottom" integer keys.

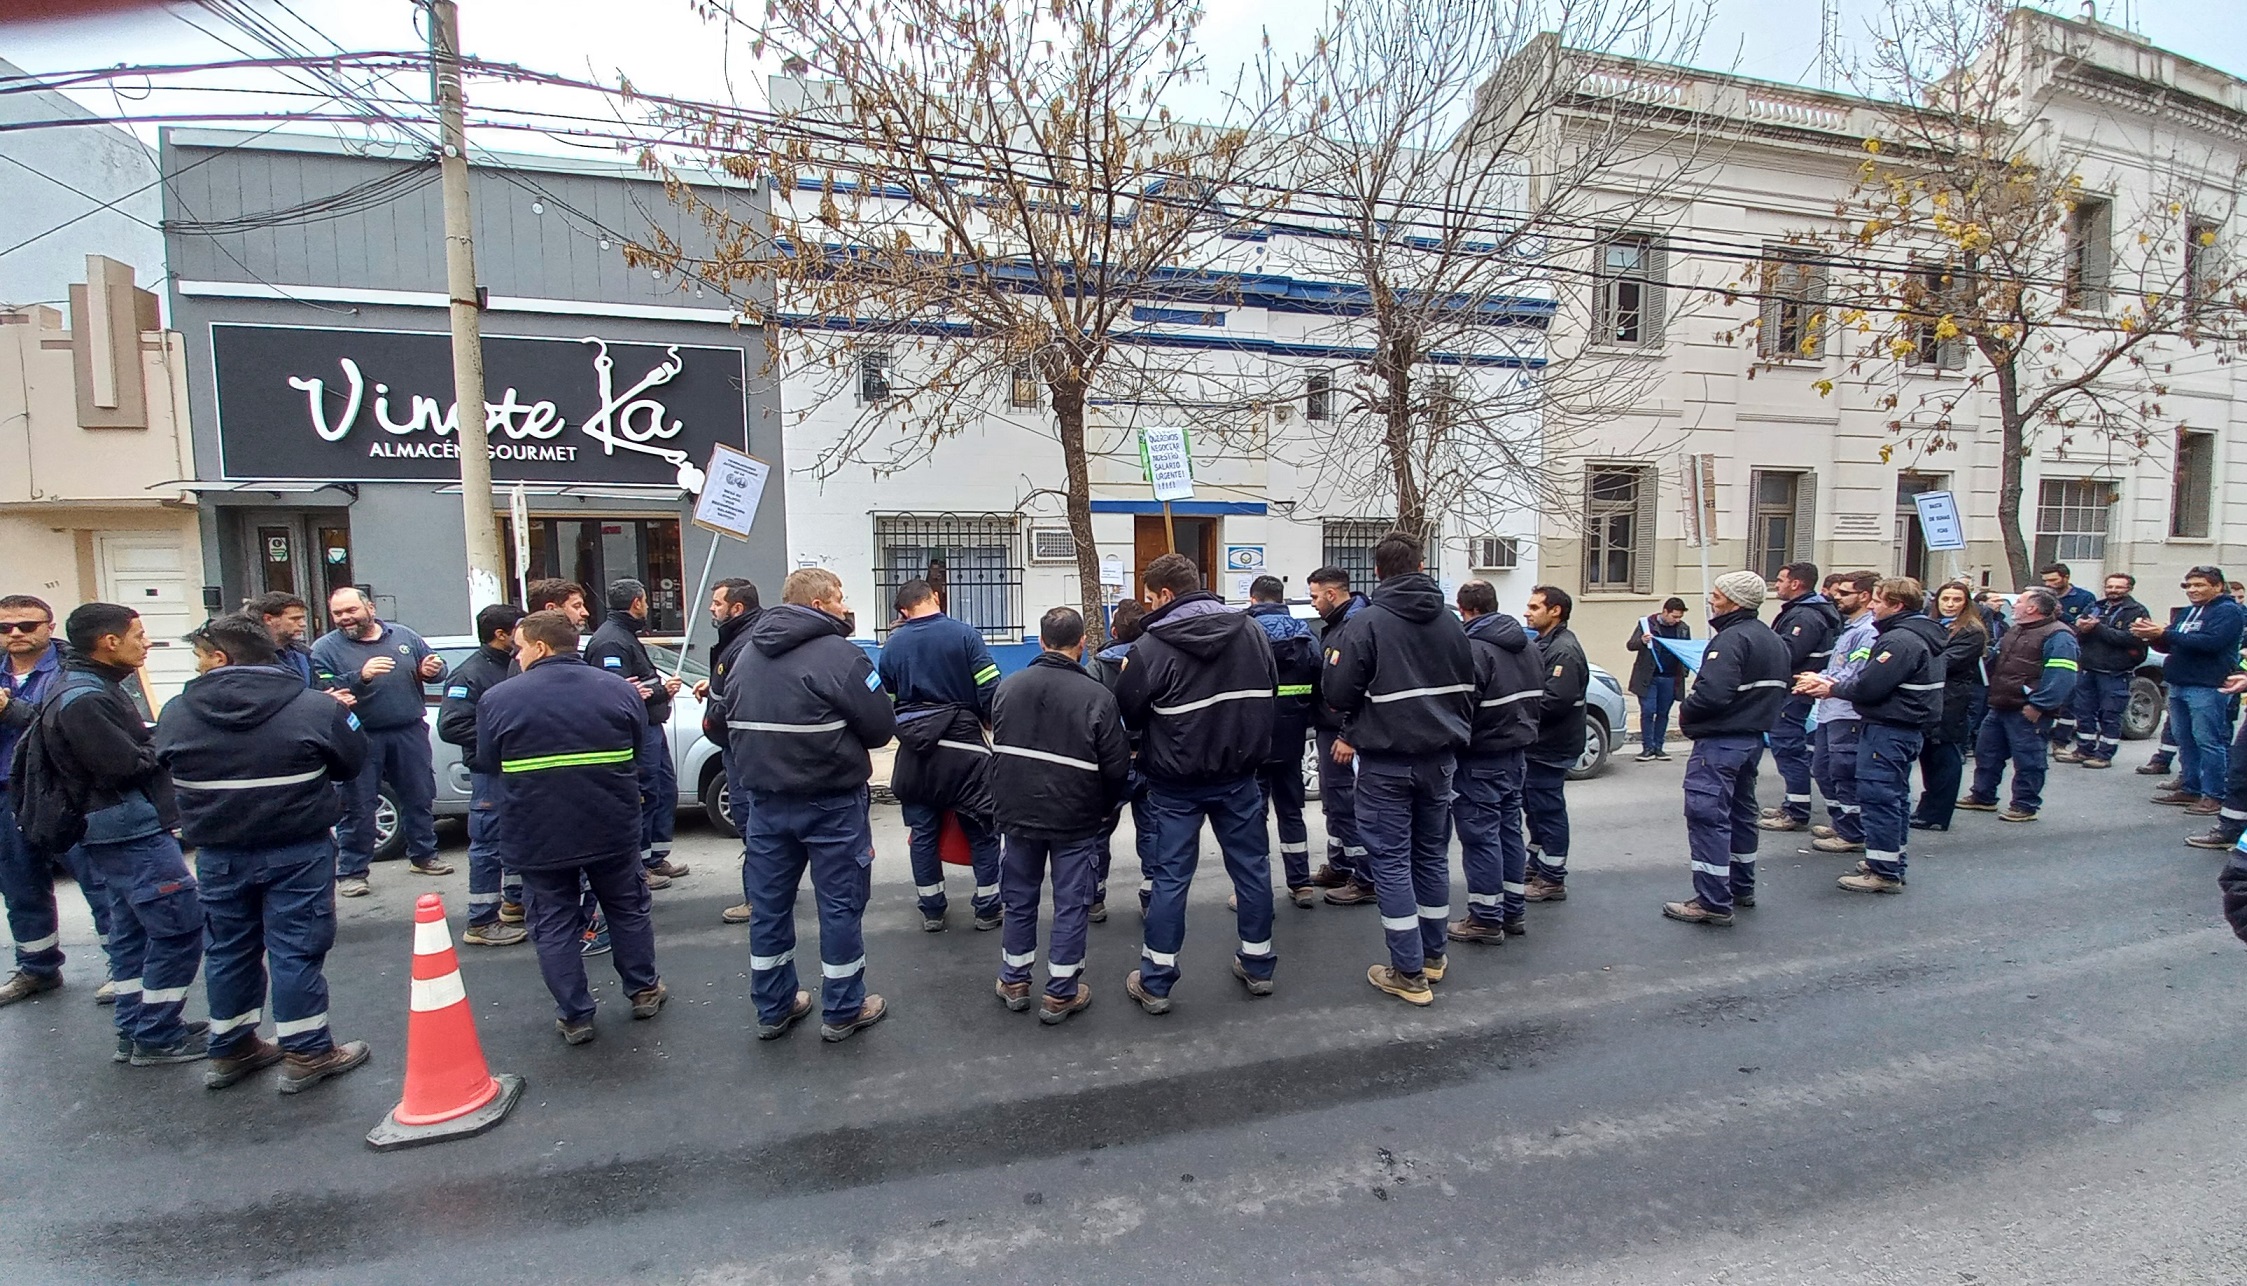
[{"left": 159, "top": 129, "right": 780, "bottom": 641}]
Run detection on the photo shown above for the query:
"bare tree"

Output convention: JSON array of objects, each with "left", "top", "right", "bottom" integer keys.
[
  {"left": 1775, "top": 0, "right": 2247, "bottom": 586},
  {"left": 1270, "top": 0, "right": 1715, "bottom": 548},
  {"left": 633, "top": 0, "right": 1299, "bottom": 645}
]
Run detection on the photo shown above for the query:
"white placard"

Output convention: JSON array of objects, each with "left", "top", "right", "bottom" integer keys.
[
  {"left": 509, "top": 482, "right": 531, "bottom": 606},
  {"left": 691, "top": 443, "right": 770, "bottom": 541},
  {"left": 1912, "top": 490, "right": 1967, "bottom": 552},
  {"left": 1100, "top": 554, "right": 1126, "bottom": 588},
  {"left": 1141, "top": 426, "right": 1195, "bottom": 502}
]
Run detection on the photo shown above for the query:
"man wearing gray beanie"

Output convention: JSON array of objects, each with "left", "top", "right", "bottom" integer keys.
[{"left": 1664, "top": 572, "right": 1790, "bottom": 926}]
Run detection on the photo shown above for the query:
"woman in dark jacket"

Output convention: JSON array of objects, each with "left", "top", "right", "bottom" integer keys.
[{"left": 1913, "top": 581, "right": 1989, "bottom": 831}]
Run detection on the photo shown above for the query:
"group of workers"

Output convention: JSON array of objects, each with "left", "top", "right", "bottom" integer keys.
[{"left": 4, "top": 534, "right": 2246, "bottom": 1082}]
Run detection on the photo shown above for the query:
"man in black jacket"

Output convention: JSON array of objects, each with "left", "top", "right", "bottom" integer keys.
[
  {"left": 1663, "top": 573, "right": 1790, "bottom": 927},
  {"left": 157, "top": 614, "right": 373, "bottom": 1091},
  {"left": 585, "top": 579, "right": 687, "bottom": 886},
  {"left": 1244, "top": 575, "right": 1320, "bottom": 905},
  {"left": 1447, "top": 581, "right": 1545, "bottom": 946},
  {"left": 696, "top": 577, "right": 762, "bottom": 924},
  {"left": 1114, "top": 553, "right": 1279, "bottom": 1012},
  {"left": 2066, "top": 572, "right": 2148, "bottom": 768},
  {"left": 1522, "top": 585, "right": 1588, "bottom": 902},
  {"left": 1304, "top": 566, "right": 1370, "bottom": 890},
  {"left": 989, "top": 608, "right": 1130, "bottom": 1024},
  {"left": 1322, "top": 533, "right": 1474, "bottom": 1005},
  {"left": 722, "top": 569, "right": 897, "bottom": 1042},
  {"left": 437, "top": 603, "right": 528, "bottom": 947},
  {"left": 1626, "top": 598, "right": 1692, "bottom": 761},
  {"left": 479, "top": 610, "right": 669, "bottom": 1045},
  {"left": 880, "top": 578, "right": 1003, "bottom": 932},
  {"left": 1798, "top": 578, "right": 1946, "bottom": 895},
  {"left": 38, "top": 603, "right": 205, "bottom": 1064},
  {"left": 1763, "top": 563, "right": 1842, "bottom": 828}
]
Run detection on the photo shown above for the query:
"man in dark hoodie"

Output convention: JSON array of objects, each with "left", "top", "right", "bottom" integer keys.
[
  {"left": 1322, "top": 533, "right": 1475, "bottom": 1006},
  {"left": 697, "top": 578, "right": 762, "bottom": 924},
  {"left": 1114, "top": 553, "right": 1279, "bottom": 1012},
  {"left": 35, "top": 603, "right": 205, "bottom": 1065},
  {"left": 1304, "top": 566, "right": 1370, "bottom": 891},
  {"left": 437, "top": 603, "right": 529, "bottom": 947},
  {"left": 1761, "top": 563, "right": 1842, "bottom": 830},
  {"left": 879, "top": 577, "right": 1003, "bottom": 932},
  {"left": 1663, "top": 572, "right": 1790, "bottom": 927},
  {"left": 989, "top": 608, "right": 1130, "bottom": 1024},
  {"left": 584, "top": 579, "right": 687, "bottom": 886},
  {"left": 722, "top": 569, "right": 897, "bottom": 1043},
  {"left": 1797, "top": 577, "right": 1946, "bottom": 895},
  {"left": 1244, "top": 575, "right": 1320, "bottom": 906},
  {"left": 1522, "top": 585, "right": 1588, "bottom": 902},
  {"left": 157, "top": 614, "right": 373, "bottom": 1091},
  {"left": 1447, "top": 580, "right": 1544, "bottom": 946}
]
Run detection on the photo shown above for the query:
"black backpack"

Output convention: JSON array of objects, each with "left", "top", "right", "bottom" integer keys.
[{"left": 8, "top": 678, "right": 103, "bottom": 854}]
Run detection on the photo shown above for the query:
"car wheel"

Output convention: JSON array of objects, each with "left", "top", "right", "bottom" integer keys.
[
  {"left": 1302, "top": 734, "right": 1322, "bottom": 801},
  {"left": 702, "top": 769, "right": 739, "bottom": 838},
  {"left": 2122, "top": 675, "right": 2163, "bottom": 741},
  {"left": 371, "top": 786, "right": 405, "bottom": 862},
  {"left": 1566, "top": 715, "right": 1611, "bottom": 781}
]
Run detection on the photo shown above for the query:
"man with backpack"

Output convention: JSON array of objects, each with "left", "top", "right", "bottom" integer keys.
[{"left": 0, "top": 593, "right": 111, "bottom": 1007}]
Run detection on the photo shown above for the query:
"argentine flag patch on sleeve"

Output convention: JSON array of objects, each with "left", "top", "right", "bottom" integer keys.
[
  {"left": 445, "top": 685, "right": 470, "bottom": 698},
  {"left": 346, "top": 713, "right": 362, "bottom": 731},
  {"left": 864, "top": 670, "right": 883, "bottom": 691},
  {"left": 603, "top": 656, "right": 623, "bottom": 668}
]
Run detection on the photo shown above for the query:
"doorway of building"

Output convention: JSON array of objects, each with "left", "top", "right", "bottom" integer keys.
[
  {"left": 1133, "top": 513, "right": 1219, "bottom": 599},
  {"left": 1894, "top": 474, "right": 1947, "bottom": 584},
  {"left": 239, "top": 510, "right": 354, "bottom": 628},
  {"left": 501, "top": 515, "right": 686, "bottom": 633}
]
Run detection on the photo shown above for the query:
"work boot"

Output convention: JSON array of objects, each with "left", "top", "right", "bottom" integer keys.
[
  {"left": 2152, "top": 790, "right": 2203, "bottom": 807},
  {"left": 278, "top": 1040, "right": 370, "bottom": 1094},
  {"left": 756, "top": 990, "right": 813, "bottom": 1040},
  {"left": 1039, "top": 982, "right": 1092, "bottom": 1025},
  {"left": 1909, "top": 818, "right": 1948, "bottom": 831},
  {"left": 0, "top": 970, "right": 61, "bottom": 1007},
  {"left": 410, "top": 859, "right": 455, "bottom": 877},
  {"left": 1837, "top": 871, "right": 1905, "bottom": 894},
  {"left": 1125, "top": 970, "right": 1171, "bottom": 1015},
  {"left": 648, "top": 859, "right": 690, "bottom": 879},
  {"left": 1366, "top": 964, "right": 1433, "bottom": 1006},
  {"left": 336, "top": 876, "right": 371, "bottom": 898},
  {"left": 462, "top": 921, "right": 528, "bottom": 947},
  {"left": 1734, "top": 891, "right": 1757, "bottom": 908},
  {"left": 629, "top": 982, "right": 669, "bottom": 1019},
  {"left": 2185, "top": 827, "right": 2243, "bottom": 850},
  {"left": 94, "top": 979, "right": 116, "bottom": 1005},
  {"left": 1230, "top": 957, "right": 1274, "bottom": 997},
  {"left": 1446, "top": 916, "right": 1506, "bottom": 946},
  {"left": 1308, "top": 863, "right": 1350, "bottom": 889},
  {"left": 721, "top": 901, "right": 754, "bottom": 925},
  {"left": 1759, "top": 804, "right": 1785, "bottom": 819},
  {"left": 2157, "top": 777, "right": 2184, "bottom": 792},
  {"left": 2051, "top": 746, "right": 2082, "bottom": 763},
  {"left": 498, "top": 900, "right": 525, "bottom": 925},
  {"left": 1812, "top": 834, "right": 1866, "bottom": 854},
  {"left": 1661, "top": 898, "right": 1733, "bottom": 927},
  {"left": 2135, "top": 760, "right": 2171, "bottom": 775},
  {"left": 1288, "top": 886, "right": 1316, "bottom": 908},
  {"left": 1954, "top": 796, "right": 1999, "bottom": 812},
  {"left": 995, "top": 979, "right": 1033, "bottom": 1012},
  {"left": 972, "top": 911, "right": 1003, "bottom": 932},
  {"left": 1852, "top": 860, "right": 1906, "bottom": 885},
  {"left": 1421, "top": 953, "right": 1447, "bottom": 984},
  {"left": 1323, "top": 880, "right": 1379, "bottom": 906},
  {"left": 643, "top": 868, "right": 673, "bottom": 890},
  {"left": 1998, "top": 806, "right": 2038, "bottom": 823},
  {"left": 1810, "top": 824, "right": 1836, "bottom": 840},
  {"left": 1757, "top": 814, "right": 1804, "bottom": 832},
  {"left": 820, "top": 994, "right": 889, "bottom": 1043},
  {"left": 2186, "top": 797, "right": 2224, "bottom": 816},
  {"left": 1502, "top": 915, "right": 1528, "bottom": 938},
  {"left": 203, "top": 1037, "right": 284, "bottom": 1090},
  {"left": 1522, "top": 874, "right": 1568, "bottom": 902},
  {"left": 130, "top": 1029, "right": 212, "bottom": 1066},
  {"left": 1088, "top": 900, "right": 1107, "bottom": 924},
  {"left": 921, "top": 909, "right": 947, "bottom": 932},
  {"left": 2080, "top": 757, "right": 2112, "bottom": 770},
  {"left": 556, "top": 1016, "right": 597, "bottom": 1045}
]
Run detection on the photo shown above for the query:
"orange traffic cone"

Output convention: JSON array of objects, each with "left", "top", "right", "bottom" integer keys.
[{"left": 367, "top": 893, "right": 525, "bottom": 1151}]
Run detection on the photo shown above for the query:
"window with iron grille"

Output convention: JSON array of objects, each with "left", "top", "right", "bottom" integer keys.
[
  {"left": 1010, "top": 362, "right": 1040, "bottom": 409},
  {"left": 872, "top": 514, "right": 1023, "bottom": 642},
  {"left": 858, "top": 350, "right": 893, "bottom": 403},
  {"left": 1306, "top": 371, "right": 1332, "bottom": 422},
  {"left": 2034, "top": 479, "right": 2115, "bottom": 565},
  {"left": 1320, "top": 519, "right": 1436, "bottom": 585},
  {"left": 1583, "top": 462, "right": 1656, "bottom": 593}
]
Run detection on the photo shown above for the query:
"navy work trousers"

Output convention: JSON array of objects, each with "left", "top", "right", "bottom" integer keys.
[
  {"left": 1138, "top": 776, "right": 1275, "bottom": 998},
  {"left": 1523, "top": 758, "right": 1571, "bottom": 883},
  {"left": 744, "top": 788, "right": 873, "bottom": 1029},
  {"left": 335, "top": 722, "right": 437, "bottom": 877},
  {"left": 902, "top": 801, "right": 1000, "bottom": 920},
  {"left": 1812, "top": 718, "right": 1863, "bottom": 842},
  {"left": 198, "top": 835, "right": 339, "bottom": 1057},
  {"left": 1315, "top": 731, "right": 1363, "bottom": 881},
  {"left": 1971, "top": 708, "right": 2049, "bottom": 813},
  {"left": 1683, "top": 734, "right": 1763, "bottom": 914},
  {"left": 1914, "top": 739, "right": 1964, "bottom": 829},
  {"left": 1769, "top": 695, "right": 1815, "bottom": 821},
  {"left": 2072, "top": 670, "right": 2132, "bottom": 760},
  {"left": 465, "top": 771, "right": 521, "bottom": 927},
  {"left": 1356, "top": 754, "right": 1454, "bottom": 976},
  {"left": 1858, "top": 722, "right": 1923, "bottom": 881},
  {"left": 0, "top": 787, "right": 109, "bottom": 978},
  {"left": 637, "top": 720, "right": 676, "bottom": 866},
  {"left": 1638, "top": 676, "right": 1677, "bottom": 757},
  {"left": 83, "top": 831, "right": 202, "bottom": 1050},
  {"left": 519, "top": 852, "right": 657, "bottom": 1024},
  {"left": 1257, "top": 758, "right": 1310, "bottom": 891},
  {"left": 998, "top": 832, "right": 1100, "bottom": 1002},
  {"left": 1094, "top": 773, "right": 1152, "bottom": 908},
  {"left": 1453, "top": 750, "right": 1528, "bottom": 925}
]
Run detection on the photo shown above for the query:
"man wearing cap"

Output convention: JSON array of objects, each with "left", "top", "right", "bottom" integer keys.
[
  {"left": 585, "top": 580, "right": 688, "bottom": 887},
  {"left": 1663, "top": 572, "right": 1789, "bottom": 927}
]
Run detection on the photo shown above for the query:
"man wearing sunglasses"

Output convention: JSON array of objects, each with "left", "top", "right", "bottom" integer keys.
[{"left": 0, "top": 596, "right": 113, "bottom": 1007}]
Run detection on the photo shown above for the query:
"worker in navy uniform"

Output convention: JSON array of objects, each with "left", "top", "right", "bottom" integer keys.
[
  {"left": 1959, "top": 588, "right": 2081, "bottom": 822},
  {"left": 437, "top": 603, "right": 529, "bottom": 947},
  {"left": 1759, "top": 563, "right": 1841, "bottom": 830},
  {"left": 1113, "top": 553, "right": 1279, "bottom": 1012},
  {"left": 695, "top": 577, "right": 762, "bottom": 925},
  {"left": 1089, "top": 599, "right": 1152, "bottom": 920},
  {"left": 878, "top": 577, "right": 1004, "bottom": 931},
  {"left": 477, "top": 610, "right": 669, "bottom": 1045},
  {"left": 1521, "top": 585, "right": 1588, "bottom": 903},
  {"left": 1446, "top": 580, "right": 1545, "bottom": 946},
  {"left": 1303, "top": 566, "right": 1371, "bottom": 894},
  {"left": 312, "top": 587, "right": 451, "bottom": 895},
  {"left": 1662, "top": 572, "right": 1790, "bottom": 927},
  {"left": 1243, "top": 575, "right": 1321, "bottom": 906},
  {"left": 989, "top": 607, "right": 1130, "bottom": 1024},
  {"left": 2066, "top": 572, "right": 2148, "bottom": 769},
  {"left": 156, "top": 613, "right": 374, "bottom": 1091},
  {"left": 1797, "top": 577, "right": 1947, "bottom": 895},
  {"left": 1321, "top": 532, "right": 1475, "bottom": 1006},
  {"left": 722, "top": 568, "right": 897, "bottom": 1043},
  {"left": 33, "top": 604, "right": 206, "bottom": 1065},
  {"left": 584, "top": 579, "right": 688, "bottom": 888},
  {"left": 2038, "top": 563, "right": 2099, "bottom": 756}
]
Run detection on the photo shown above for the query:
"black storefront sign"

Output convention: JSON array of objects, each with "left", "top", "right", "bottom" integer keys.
[{"left": 211, "top": 323, "right": 748, "bottom": 484}]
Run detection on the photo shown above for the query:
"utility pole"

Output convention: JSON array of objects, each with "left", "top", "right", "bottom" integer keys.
[{"left": 429, "top": 0, "right": 505, "bottom": 615}]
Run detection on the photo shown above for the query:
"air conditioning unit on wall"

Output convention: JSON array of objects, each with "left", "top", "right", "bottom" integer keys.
[
  {"left": 1029, "top": 526, "right": 1078, "bottom": 563},
  {"left": 1470, "top": 535, "right": 1521, "bottom": 571}
]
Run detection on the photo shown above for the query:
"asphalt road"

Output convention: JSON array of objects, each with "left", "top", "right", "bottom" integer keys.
[{"left": 0, "top": 746, "right": 2242, "bottom": 1285}]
